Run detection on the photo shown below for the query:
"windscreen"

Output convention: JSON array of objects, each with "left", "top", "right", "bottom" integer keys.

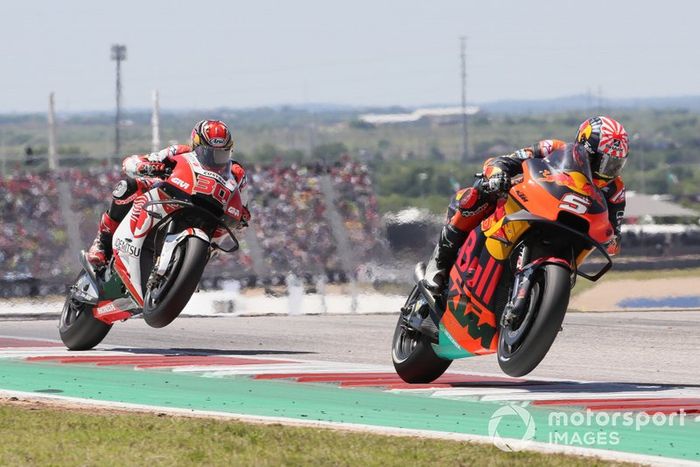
[
  {"left": 543, "top": 144, "right": 594, "bottom": 181},
  {"left": 525, "top": 143, "right": 608, "bottom": 215}
]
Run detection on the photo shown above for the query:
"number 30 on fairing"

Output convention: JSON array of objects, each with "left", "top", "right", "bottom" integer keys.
[{"left": 558, "top": 193, "right": 590, "bottom": 214}]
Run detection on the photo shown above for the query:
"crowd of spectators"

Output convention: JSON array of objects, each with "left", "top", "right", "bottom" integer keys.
[
  {"left": 206, "top": 157, "right": 384, "bottom": 284},
  {"left": 246, "top": 162, "right": 337, "bottom": 276},
  {"left": 0, "top": 158, "right": 384, "bottom": 287},
  {"left": 0, "top": 172, "right": 68, "bottom": 279},
  {"left": 328, "top": 157, "right": 383, "bottom": 262}
]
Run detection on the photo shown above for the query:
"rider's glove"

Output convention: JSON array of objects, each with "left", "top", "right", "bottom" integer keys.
[
  {"left": 605, "top": 234, "right": 621, "bottom": 256},
  {"left": 231, "top": 205, "right": 250, "bottom": 229},
  {"left": 484, "top": 173, "right": 511, "bottom": 194},
  {"left": 136, "top": 161, "right": 167, "bottom": 177}
]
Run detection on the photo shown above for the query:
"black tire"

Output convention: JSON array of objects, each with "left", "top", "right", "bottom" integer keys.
[
  {"left": 142, "top": 236, "right": 209, "bottom": 328},
  {"left": 392, "top": 287, "right": 452, "bottom": 383},
  {"left": 497, "top": 264, "right": 570, "bottom": 377},
  {"left": 59, "top": 273, "right": 112, "bottom": 350}
]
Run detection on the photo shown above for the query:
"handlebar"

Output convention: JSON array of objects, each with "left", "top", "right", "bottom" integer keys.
[{"left": 142, "top": 199, "right": 240, "bottom": 253}]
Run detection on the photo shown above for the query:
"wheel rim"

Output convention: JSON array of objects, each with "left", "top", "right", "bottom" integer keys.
[
  {"left": 393, "top": 324, "right": 420, "bottom": 363},
  {"left": 499, "top": 277, "right": 543, "bottom": 359}
]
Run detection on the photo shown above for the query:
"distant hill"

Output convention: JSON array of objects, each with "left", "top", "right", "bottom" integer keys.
[
  {"left": 479, "top": 94, "right": 700, "bottom": 114},
  {"left": 3, "top": 95, "right": 700, "bottom": 123}
]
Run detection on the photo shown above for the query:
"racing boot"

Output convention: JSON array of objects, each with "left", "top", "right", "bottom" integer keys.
[
  {"left": 87, "top": 212, "right": 120, "bottom": 267},
  {"left": 423, "top": 186, "right": 492, "bottom": 293},
  {"left": 423, "top": 224, "right": 469, "bottom": 293}
]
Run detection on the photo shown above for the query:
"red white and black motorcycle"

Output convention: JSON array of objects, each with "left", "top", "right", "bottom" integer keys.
[{"left": 59, "top": 150, "right": 246, "bottom": 350}]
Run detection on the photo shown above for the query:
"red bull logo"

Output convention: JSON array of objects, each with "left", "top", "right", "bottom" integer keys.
[
  {"left": 538, "top": 170, "right": 603, "bottom": 205},
  {"left": 578, "top": 121, "right": 593, "bottom": 142}
]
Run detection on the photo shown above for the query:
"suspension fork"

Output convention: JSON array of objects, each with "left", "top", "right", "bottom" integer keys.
[
  {"left": 500, "top": 245, "right": 574, "bottom": 327},
  {"left": 501, "top": 245, "right": 534, "bottom": 327}
]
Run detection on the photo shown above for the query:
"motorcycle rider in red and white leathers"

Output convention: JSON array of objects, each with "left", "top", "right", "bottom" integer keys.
[
  {"left": 87, "top": 119, "right": 249, "bottom": 266},
  {"left": 424, "top": 116, "right": 630, "bottom": 292}
]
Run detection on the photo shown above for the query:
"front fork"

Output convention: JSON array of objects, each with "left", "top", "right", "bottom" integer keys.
[
  {"left": 501, "top": 245, "right": 534, "bottom": 327},
  {"left": 146, "top": 227, "right": 211, "bottom": 290},
  {"left": 500, "top": 245, "right": 574, "bottom": 328}
]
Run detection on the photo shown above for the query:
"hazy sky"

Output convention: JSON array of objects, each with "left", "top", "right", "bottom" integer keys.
[{"left": 1, "top": 0, "right": 697, "bottom": 112}]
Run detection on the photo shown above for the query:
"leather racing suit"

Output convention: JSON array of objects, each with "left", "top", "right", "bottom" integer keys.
[
  {"left": 424, "top": 139, "right": 626, "bottom": 290},
  {"left": 87, "top": 144, "right": 249, "bottom": 266}
]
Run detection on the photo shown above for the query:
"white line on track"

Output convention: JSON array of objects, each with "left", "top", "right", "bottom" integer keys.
[
  {"left": 169, "top": 362, "right": 381, "bottom": 374},
  {"left": 423, "top": 387, "right": 700, "bottom": 401}
]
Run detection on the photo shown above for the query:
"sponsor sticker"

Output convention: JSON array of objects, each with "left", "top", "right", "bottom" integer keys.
[
  {"left": 96, "top": 302, "right": 117, "bottom": 315},
  {"left": 171, "top": 177, "right": 190, "bottom": 190},
  {"left": 114, "top": 238, "right": 141, "bottom": 257}
]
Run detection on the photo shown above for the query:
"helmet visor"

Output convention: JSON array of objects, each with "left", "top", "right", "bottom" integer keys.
[
  {"left": 595, "top": 153, "right": 627, "bottom": 179},
  {"left": 194, "top": 145, "right": 231, "bottom": 174}
]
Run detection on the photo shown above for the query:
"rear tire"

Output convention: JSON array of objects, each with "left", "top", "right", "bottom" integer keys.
[
  {"left": 497, "top": 264, "right": 570, "bottom": 377},
  {"left": 392, "top": 287, "right": 452, "bottom": 383},
  {"left": 59, "top": 273, "right": 112, "bottom": 350},
  {"left": 143, "top": 236, "right": 209, "bottom": 328}
]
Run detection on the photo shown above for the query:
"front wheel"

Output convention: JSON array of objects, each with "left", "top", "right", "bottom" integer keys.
[
  {"left": 392, "top": 286, "right": 452, "bottom": 383},
  {"left": 59, "top": 272, "right": 112, "bottom": 350},
  {"left": 497, "top": 263, "right": 570, "bottom": 377},
  {"left": 143, "top": 236, "right": 209, "bottom": 328}
]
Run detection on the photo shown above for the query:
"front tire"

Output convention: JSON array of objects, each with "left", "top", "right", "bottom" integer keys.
[
  {"left": 59, "top": 273, "right": 112, "bottom": 350},
  {"left": 392, "top": 287, "right": 452, "bottom": 383},
  {"left": 143, "top": 236, "right": 209, "bottom": 328},
  {"left": 497, "top": 264, "right": 570, "bottom": 377}
]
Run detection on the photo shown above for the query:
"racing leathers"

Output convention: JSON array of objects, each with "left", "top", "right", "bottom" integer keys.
[
  {"left": 86, "top": 144, "right": 249, "bottom": 266},
  {"left": 424, "top": 139, "right": 626, "bottom": 291}
]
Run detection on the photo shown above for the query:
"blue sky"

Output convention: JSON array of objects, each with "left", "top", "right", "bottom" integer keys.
[{"left": 1, "top": 0, "right": 697, "bottom": 112}]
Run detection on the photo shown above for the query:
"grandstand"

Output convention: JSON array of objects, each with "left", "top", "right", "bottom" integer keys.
[
  {"left": 3, "top": 157, "right": 700, "bottom": 298},
  {"left": 0, "top": 158, "right": 384, "bottom": 296}
]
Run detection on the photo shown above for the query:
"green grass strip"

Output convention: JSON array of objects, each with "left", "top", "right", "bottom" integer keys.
[
  {"left": 0, "top": 402, "right": 623, "bottom": 466},
  {"left": 0, "top": 360, "right": 697, "bottom": 462}
]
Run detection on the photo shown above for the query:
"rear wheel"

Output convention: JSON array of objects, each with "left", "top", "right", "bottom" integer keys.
[
  {"left": 59, "top": 272, "right": 112, "bottom": 350},
  {"left": 143, "top": 236, "right": 209, "bottom": 328},
  {"left": 497, "top": 264, "right": 570, "bottom": 377},
  {"left": 392, "top": 286, "right": 452, "bottom": 383}
]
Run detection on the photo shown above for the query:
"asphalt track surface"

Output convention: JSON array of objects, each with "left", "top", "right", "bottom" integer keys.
[
  {"left": 2, "top": 310, "right": 699, "bottom": 385},
  {"left": 3, "top": 310, "right": 700, "bottom": 464}
]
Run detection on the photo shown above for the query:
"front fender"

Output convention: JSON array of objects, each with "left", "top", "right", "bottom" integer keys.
[
  {"left": 524, "top": 256, "right": 573, "bottom": 272},
  {"left": 155, "top": 228, "right": 210, "bottom": 276},
  {"left": 504, "top": 255, "right": 573, "bottom": 324}
]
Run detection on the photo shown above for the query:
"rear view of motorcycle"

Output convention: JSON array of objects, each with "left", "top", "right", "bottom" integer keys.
[
  {"left": 59, "top": 151, "right": 246, "bottom": 350},
  {"left": 392, "top": 145, "right": 614, "bottom": 381}
]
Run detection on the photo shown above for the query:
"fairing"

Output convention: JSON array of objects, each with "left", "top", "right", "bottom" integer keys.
[
  {"left": 92, "top": 152, "right": 244, "bottom": 322},
  {"left": 431, "top": 144, "right": 614, "bottom": 360}
]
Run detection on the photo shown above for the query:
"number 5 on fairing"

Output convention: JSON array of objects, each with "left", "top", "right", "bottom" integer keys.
[{"left": 558, "top": 193, "right": 591, "bottom": 215}]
